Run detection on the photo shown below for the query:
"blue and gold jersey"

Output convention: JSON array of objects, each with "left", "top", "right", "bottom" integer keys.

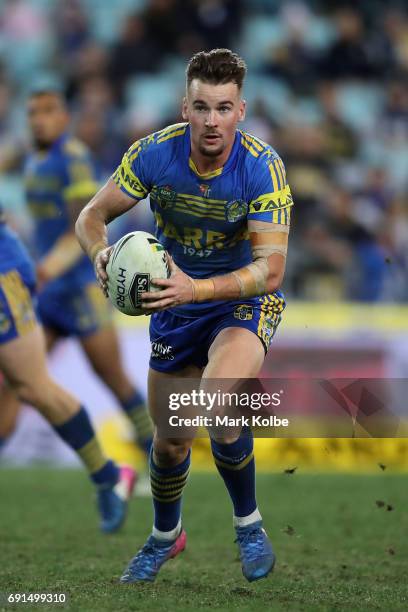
[
  {"left": 113, "top": 123, "right": 293, "bottom": 313},
  {"left": 0, "top": 223, "right": 37, "bottom": 343},
  {"left": 24, "top": 133, "right": 99, "bottom": 287}
]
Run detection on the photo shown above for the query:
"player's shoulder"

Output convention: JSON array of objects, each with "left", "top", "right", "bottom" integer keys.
[
  {"left": 238, "top": 129, "right": 283, "bottom": 167},
  {"left": 61, "top": 136, "right": 91, "bottom": 161},
  {"left": 134, "top": 123, "right": 188, "bottom": 155},
  {"left": 124, "top": 123, "right": 188, "bottom": 177},
  {"left": 238, "top": 129, "right": 287, "bottom": 193}
]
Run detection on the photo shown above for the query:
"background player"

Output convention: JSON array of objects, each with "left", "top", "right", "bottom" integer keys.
[
  {"left": 0, "top": 90, "right": 153, "bottom": 465},
  {"left": 0, "top": 205, "right": 135, "bottom": 533},
  {"left": 76, "top": 49, "right": 292, "bottom": 583}
]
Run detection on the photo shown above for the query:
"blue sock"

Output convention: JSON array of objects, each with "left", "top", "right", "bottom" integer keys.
[
  {"left": 150, "top": 449, "right": 191, "bottom": 534},
  {"left": 211, "top": 428, "right": 257, "bottom": 518},
  {"left": 53, "top": 407, "right": 119, "bottom": 487},
  {"left": 121, "top": 390, "right": 153, "bottom": 456}
]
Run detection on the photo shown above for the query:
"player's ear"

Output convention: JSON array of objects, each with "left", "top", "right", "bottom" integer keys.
[
  {"left": 182, "top": 96, "right": 188, "bottom": 121},
  {"left": 238, "top": 99, "right": 246, "bottom": 122}
]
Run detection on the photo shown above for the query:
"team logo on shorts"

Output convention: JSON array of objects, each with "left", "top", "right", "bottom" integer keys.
[
  {"left": 155, "top": 185, "right": 177, "bottom": 210},
  {"left": 234, "top": 305, "right": 254, "bottom": 321},
  {"left": 226, "top": 199, "right": 248, "bottom": 222},
  {"left": 259, "top": 313, "right": 278, "bottom": 348},
  {"left": 151, "top": 340, "right": 175, "bottom": 361}
]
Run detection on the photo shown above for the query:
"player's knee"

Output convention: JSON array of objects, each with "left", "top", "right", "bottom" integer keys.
[{"left": 153, "top": 438, "right": 192, "bottom": 467}]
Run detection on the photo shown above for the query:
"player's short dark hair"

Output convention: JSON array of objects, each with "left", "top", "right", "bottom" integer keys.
[
  {"left": 186, "top": 49, "right": 247, "bottom": 90},
  {"left": 28, "top": 88, "right": 67, "bottom": 107}
]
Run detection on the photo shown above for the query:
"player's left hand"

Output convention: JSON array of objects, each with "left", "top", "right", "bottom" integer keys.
[
  {"left": 36, "top": 262, "right": 53, "bottom": 292},
  {"left": 141, "top": 256, "right": 194, "bottom": 311}
]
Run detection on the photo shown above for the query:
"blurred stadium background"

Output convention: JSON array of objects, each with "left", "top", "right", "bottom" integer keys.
[{"left": 0, "top": 0, "right": 407, "bottom": 471}]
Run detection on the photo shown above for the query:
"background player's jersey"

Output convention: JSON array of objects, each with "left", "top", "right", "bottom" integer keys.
[
  {"left": 0, "top": 223, "right": 37, "bottom": 343},
  {"left": 113, "top": 123, "right": 293, "bottom": 314},
  {"left": 24, "top": 133, "right": 99, "bottom": 289}
]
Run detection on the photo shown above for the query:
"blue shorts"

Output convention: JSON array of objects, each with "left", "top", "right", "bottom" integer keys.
[
  {"left": 0, "top": 224, "right": 37, "bottom": 344},
  {"left": 149, "top": 294, "right": 285, "bottom": 372},
  {"left": 37, "top": 280, "right": 113, "bottom": 338}
]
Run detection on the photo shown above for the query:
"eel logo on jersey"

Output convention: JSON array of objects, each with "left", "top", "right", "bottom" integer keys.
[
  {"left": 151, "top": 341, "right": 175, "bottom": 361},
  {"left": 226, "top": 199, "right": 248, "bottom": 222},
  {"left": 234, "top": 305, "right": 254, "bottom": 321},
  {"left": 156, "top": 185, "right": 177, "bottom": 210}
]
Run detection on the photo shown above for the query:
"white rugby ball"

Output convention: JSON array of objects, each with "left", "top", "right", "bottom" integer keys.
[{"left": 106, "top": 231, "right": 170, "bottom": 316}]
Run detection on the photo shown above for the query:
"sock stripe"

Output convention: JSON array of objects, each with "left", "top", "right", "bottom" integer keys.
[
  {"left": 77, "top": 438, "right": 108, "bottom": 474},
  {"left": 53, "top": 407, "right": 118, "bottom": 487},
  {"left": 150, "top": 473, "right": 190, "bottom": 491},
  {"left": 136, "top": 425, "right": 155, "bottom": 438},
  {"left": 150, "top": 469, "right": 190, "bottom": 484},
  {"left": 213, "top": 451, "right": 254, "bottom": 471},
  {"left": 121, "top": 392, "right": 153, "bottom": 457},
  {"left": 152, "top": 483, "right": 185, "bottom": 497},
  {"left": 152, "top": 492, "right": 184, "bottom": 503},
  {"left": 130, "top": 409, "right": 153, "bottom": 426},
  {"left": 150, "top": 449, "right": 191, "bottom": 531}
]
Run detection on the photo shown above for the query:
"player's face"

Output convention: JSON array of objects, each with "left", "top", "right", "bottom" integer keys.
[
  {"left": 183, "top": 79, "right": 246, "bottom": 161},
  {"left": 27, "top": 94, "right": 69, "bottom": 149}
]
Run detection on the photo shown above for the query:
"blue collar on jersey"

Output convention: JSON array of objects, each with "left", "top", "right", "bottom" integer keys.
[
  {"left": 31, "top": 131, "right": 70, "bottom": 160},
  {"left": 48, "top": 131, "right": 71, "bottom": 154},
  {"left": 183, "top": 124, "right": 241, "bottom": 180}
]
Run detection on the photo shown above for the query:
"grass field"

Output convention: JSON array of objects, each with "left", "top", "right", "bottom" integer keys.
[{"left": 0, "top": 469, "right": 407, "bottom": 612}]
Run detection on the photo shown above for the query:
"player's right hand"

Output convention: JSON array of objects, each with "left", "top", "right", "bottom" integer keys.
[{"left": 94, "top": 246, "right": 113, "bottom": 297}]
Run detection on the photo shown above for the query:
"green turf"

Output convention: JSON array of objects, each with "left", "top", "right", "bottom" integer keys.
[{"left": 0, "top": 469, "right": 407, "bottom": 612}]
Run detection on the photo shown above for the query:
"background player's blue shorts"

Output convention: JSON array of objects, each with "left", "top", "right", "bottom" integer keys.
[
  {"left": 37, "top": 280, "right": 112, "bottom": 338},
  {"left": 149, "top": 293, "right": 286, "bottom": 372},
  {"left": 0, "top": 224, "right": 37, "bottom": 344}
]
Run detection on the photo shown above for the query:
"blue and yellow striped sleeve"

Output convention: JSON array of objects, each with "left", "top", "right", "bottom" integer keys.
[
  {"left": 62, "top": 140, "right": 99, "bottom": 202},
  {"left": 112, "top": 140, "right": 149, "bottom": 201},
  {"left": 247, "top": 154, "right": 293, "bottom": 225}
]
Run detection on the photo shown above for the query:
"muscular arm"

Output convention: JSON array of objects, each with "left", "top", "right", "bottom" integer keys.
[
  {"left": 75, "top": 178, "right": 136, "bottom": 262},
  {"left": 195, "top": 220, "right": 288, "bottom": 301},
  {"left": 75, "top": 178, "right": 138, "bottom": 293},
  {"left": 142, "top": 220, "right": 289, "bottom": 310}
]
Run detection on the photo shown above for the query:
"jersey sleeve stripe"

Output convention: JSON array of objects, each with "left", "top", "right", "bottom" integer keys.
[
  {"left": 129, "top": 145, "right": 142, "bottom": 163},
  {"left": 268, "top": 162, "right": 280, "bottom": 191},
  {"left": 241, "top": 132, "right": 265, "bottom": 153},
  {"left": 157, "top": 127, "right": 187, "bottom": 144},
  {"left": 112, "top": 162, "right": 147, "bottom": 200},
  {"left": 241, "top": 136, "right": 260, "bottom": 158},
  {"left": 274, "top": 159, "right": 285, "bottom": 188},
  {"left": 277, "top": 158, "right": 286, "bottom": 184}
]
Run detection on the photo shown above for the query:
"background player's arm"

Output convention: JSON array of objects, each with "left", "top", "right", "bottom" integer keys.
[
  {"left": 37, "top": 150, "right": 100, "bottom": 286},
  {"left": 36, "top": 198, "right": 90, "bottom": 286}
]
